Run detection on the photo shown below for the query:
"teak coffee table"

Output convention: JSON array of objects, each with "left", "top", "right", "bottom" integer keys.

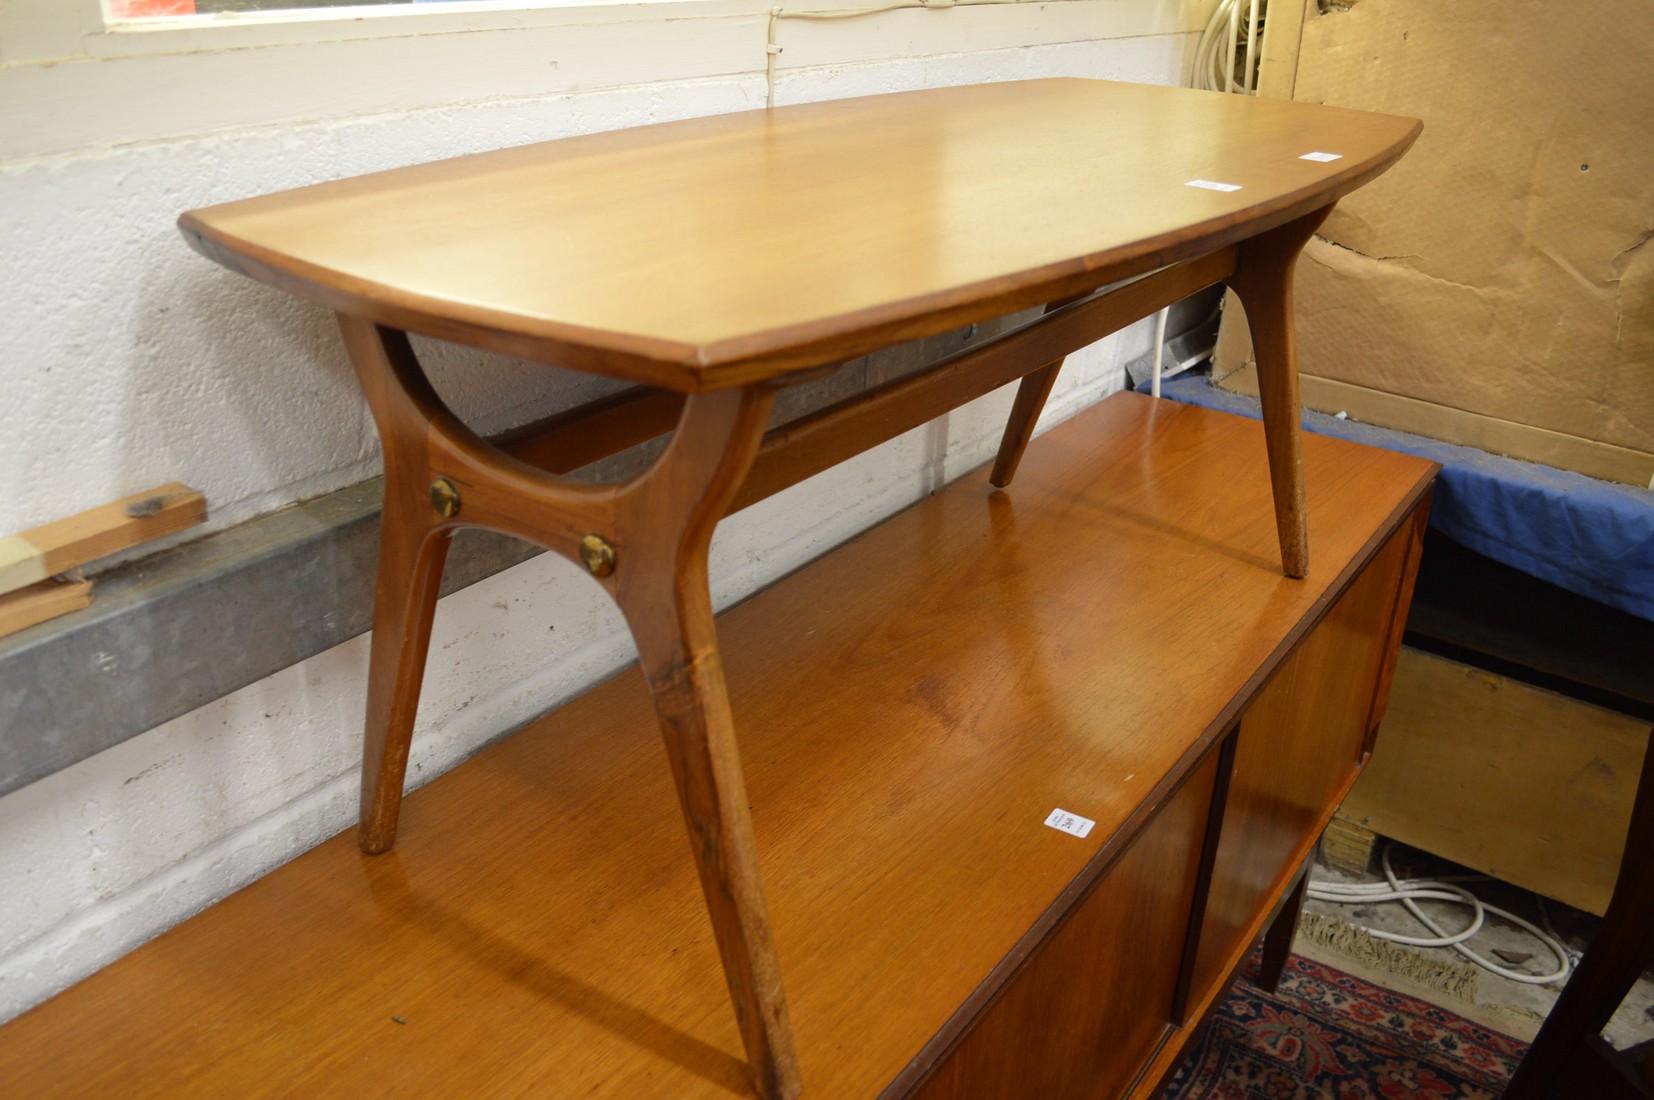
[{"left": 174, "top": 79, "right": 1421, "bottom": 1098}]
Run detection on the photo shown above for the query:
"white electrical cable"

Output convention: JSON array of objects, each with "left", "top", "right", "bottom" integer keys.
[
  {"left": 1192, "top": 0, "right": 1264, "bottom": 95},
  {"left": 1224, "top": 0, "right": 1239, "bottom": 93},
  {"left": 1150, "top": 308, "right": 1168, "bottom": 398},
  {"left": 1243, "top": 0, "right": 1260, "bottom": 94},
  {"left": 1307, "top": 845, "right": 1573, "bottom": 985},
  {"left": 1191, "top": 0, "right": 1232, "bottom": 91}
]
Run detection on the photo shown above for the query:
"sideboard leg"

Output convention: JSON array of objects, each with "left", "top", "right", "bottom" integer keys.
[
  {"left": 358, "top": 501, "right": 452, "bottom": 853},
  {"left": 1225, "top": 203, "right": 1334, "bottom": 579},
  {"left": 1259, "top": 856, "right": 1311, "bottom": 993},
  {"left": 615, "top": 388, "right": 801, "bottom": 1100}
]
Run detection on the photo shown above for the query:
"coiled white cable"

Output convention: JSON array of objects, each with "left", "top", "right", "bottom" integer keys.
[
  {"left": 1307, "top": 844, "right": 1573, "bottom": 985},
  {"left": 1192, "top": 0, "right": 1263, "bottom": 94}
]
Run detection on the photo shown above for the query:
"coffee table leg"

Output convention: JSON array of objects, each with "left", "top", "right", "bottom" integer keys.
[
  {"left": 622, "top": 578, "right": 801, "bottom": 1099},
  {"left": 359, "top": 500, "right": 453, "bottom": 853},
  {"left": 336, "top": 317, "right": 801, "bottom": 1099},
  {"left": 337, "top": 317, "right": 464, "bottom": 853},
  {"left": 988, "top": 297, "right": 1084, "bottom": 489},
  {"left": 1225, "top": 202, "right": 1334, "bottom": 579},
  {"left": 989, "top": 358, "right": 1064, "bottom": 489},
  {"left": 613, "top": 387, "right": 802, "bottom": 1100}
]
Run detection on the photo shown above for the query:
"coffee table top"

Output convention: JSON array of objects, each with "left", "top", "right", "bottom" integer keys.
[{"left": 179, "top": 79, "right": 1419, "bottom": 392}]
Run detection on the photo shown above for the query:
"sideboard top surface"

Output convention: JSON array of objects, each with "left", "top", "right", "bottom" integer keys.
[
  {"left": 0, "top": 395, "right": 1436, "bottom": 1097},
  {"left": 179, "top": 80, "right": 1420, "bottom": 390}
]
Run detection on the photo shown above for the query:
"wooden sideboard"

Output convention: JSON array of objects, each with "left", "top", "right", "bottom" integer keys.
[{"left": 0, "top": 393, "right": 1436, "bottom": 1097}]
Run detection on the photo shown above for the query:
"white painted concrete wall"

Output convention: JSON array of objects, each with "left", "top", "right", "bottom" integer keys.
[{"left": 0, "top": 1, "right": 1198, "bottom": 1024}]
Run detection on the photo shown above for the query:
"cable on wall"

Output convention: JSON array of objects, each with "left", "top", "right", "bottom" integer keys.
[{"left": 765, "top": 0, "right": 1042, "bottom": 107}]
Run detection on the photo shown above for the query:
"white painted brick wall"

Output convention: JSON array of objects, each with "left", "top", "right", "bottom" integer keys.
[{"left": 0, "top": 27, "right": 1193, "bottom": 1023}]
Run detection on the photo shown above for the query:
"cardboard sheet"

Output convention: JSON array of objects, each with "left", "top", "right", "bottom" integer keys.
[{"left": 1252, "top": 0, "right": 1654, "bottom": 474}]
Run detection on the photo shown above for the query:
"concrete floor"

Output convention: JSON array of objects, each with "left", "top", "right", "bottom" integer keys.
[{"left": 1297, "top": 843, "right": 1654, "bottom": 1050}]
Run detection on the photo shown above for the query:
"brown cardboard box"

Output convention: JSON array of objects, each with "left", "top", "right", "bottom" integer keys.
[{"left": 1217, "top": 0, "right": 1654, "bottom": 486}]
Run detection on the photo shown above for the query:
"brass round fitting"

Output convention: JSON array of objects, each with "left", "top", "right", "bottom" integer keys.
[
  {"left": 579, "top": 534, "right": 617, "bottom": 578},
  {"left": 429, "top": 477, "right": 462, "bottom": 519}
]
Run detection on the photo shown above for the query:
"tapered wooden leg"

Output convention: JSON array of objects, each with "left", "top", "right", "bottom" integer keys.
[
  {"left": 990, "top": 360, "right": 1063, "bottom": 488},
  {"left": 358, "top": 495, "right": 452, "bottom": 854},
  {"left": 988, "top": 298, "right": 1081, "bottom": 489},
  {"left": 615, "top": 388, "right": 800, "bottom": 1100},
  {"left": 1259, "top": 857, "right": 1310, "bottom": 993},
  {"left": 624, "top": 580, "right": 800, "bottom": 1100},
  {"left": 1225, "top": 204, "right": 1334, "bottom": 579}
]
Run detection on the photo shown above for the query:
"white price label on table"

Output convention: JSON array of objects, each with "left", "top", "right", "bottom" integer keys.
[
  {"left": 1044, "top": 808, "right": 1095, "bottom": 839},
  {"left": 1299, "top": 151, "right": 1343, "bottom": 162},
  {"left": 1185, "top": 179, "right": 1242, "bottom": 192}
]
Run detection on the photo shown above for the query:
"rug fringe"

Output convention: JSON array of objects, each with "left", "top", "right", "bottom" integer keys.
[{"left": 1295, "top": 911, "right": 1482, "bottom": 1003}]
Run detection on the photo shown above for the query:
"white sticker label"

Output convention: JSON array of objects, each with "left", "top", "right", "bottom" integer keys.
[
  {"left": 1299, "top": 151, "right": 1343, "bottom": 162},
  {"left": 1044, "top": 808, "right": 1095, "bottom": 839},
  {"left": 1185, "top": 179, "right": 1242, "bottom": 192}
]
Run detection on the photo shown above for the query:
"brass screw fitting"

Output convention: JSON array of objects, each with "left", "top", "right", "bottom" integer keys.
[
  {"left": 579, "top": 534, "right": 617, "bottom": 578},
  {"left": 429, "top": 477, "right": 462, "bottom": 519}
]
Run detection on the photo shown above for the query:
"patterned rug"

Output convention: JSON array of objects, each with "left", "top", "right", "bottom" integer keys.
[{"left": 1161, "top": 955, "right": 1528, "bottom": 1099}]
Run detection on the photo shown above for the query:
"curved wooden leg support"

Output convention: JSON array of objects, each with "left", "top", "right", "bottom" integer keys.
[
  {"left": 338, "top": 317, "right": 624, "bottom": 851},
  {"left": 338, "top": 313, "right": 799, "bottom": 1098},
  {"left": 614, "top": 388, "right": 801, "bottom": 1100},
  {"left": 338, "top": 317, "right": 463, "bottom": 854},
  {"left": 1224, "top": 203, "right": 1334, "bottom": 579}
]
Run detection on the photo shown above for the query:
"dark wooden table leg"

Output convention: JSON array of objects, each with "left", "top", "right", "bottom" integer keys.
[
  {"left": 1225, "top": 203, "right": 1334, "bottom": 579},
  {"left": 1504, "top": 729, "right": 1654, "bottom": 1100},
  {"left": 1259, "top": 856, "right": 1311, "bottom": 993}
]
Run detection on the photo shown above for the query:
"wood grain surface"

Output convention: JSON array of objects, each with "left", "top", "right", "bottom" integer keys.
[
  {"left": 0, "top": 395, "right": 1435, "bottom": 1097},
  {"left": 179, "top": 80, "right": 1419, "bottom": 391},
  {"left": 1186, "top": 513, "right": 1420, "bottom": 1008},
  {"left": 911, "top": 751, "right": 1221, "bottom": 1100}
]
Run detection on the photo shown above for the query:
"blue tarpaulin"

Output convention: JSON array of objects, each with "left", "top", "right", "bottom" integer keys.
[{"left": 1154, "top": 374, "right": 1654, "bottom": 623}]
